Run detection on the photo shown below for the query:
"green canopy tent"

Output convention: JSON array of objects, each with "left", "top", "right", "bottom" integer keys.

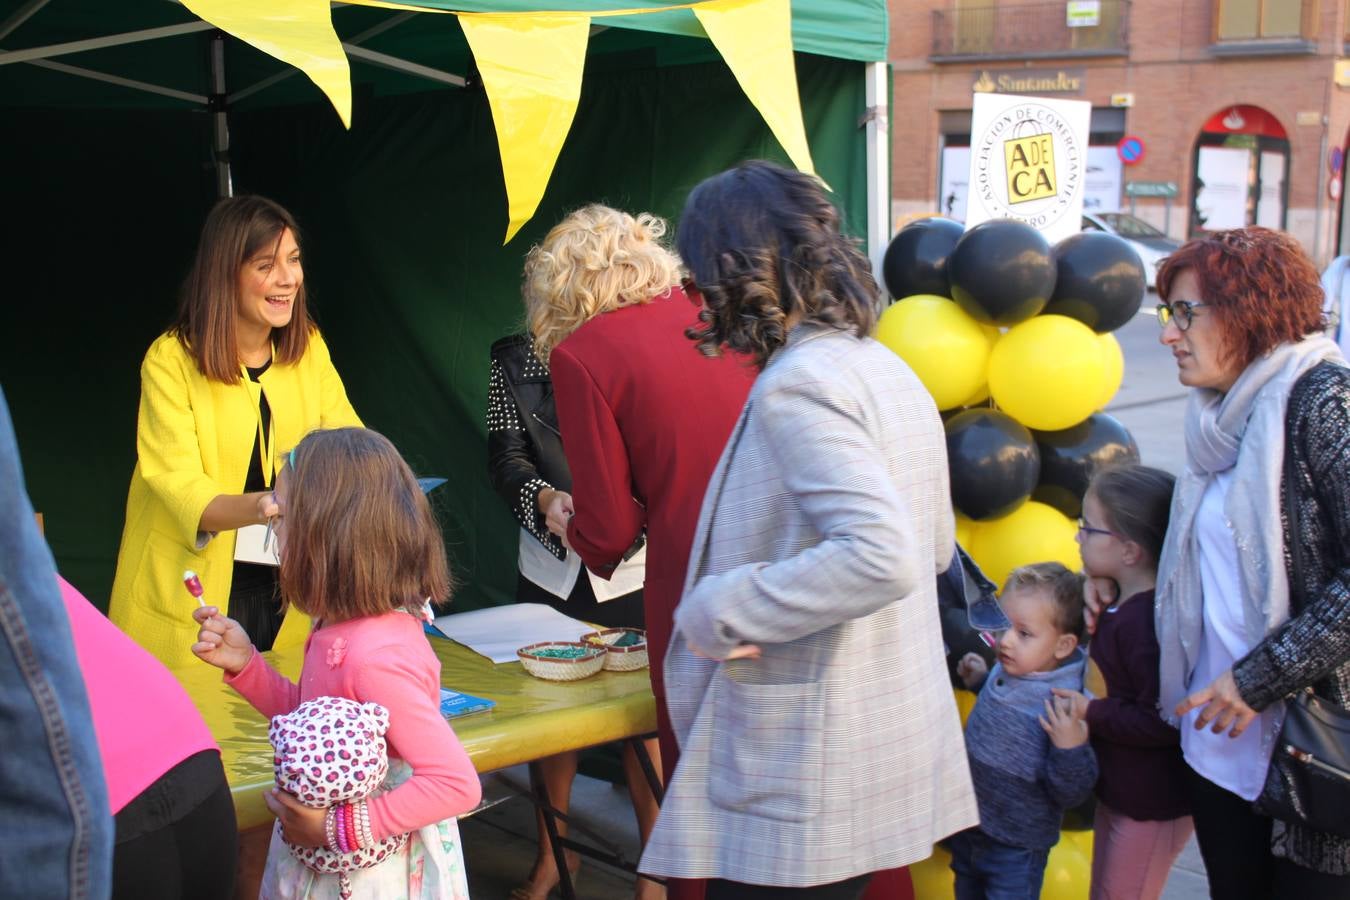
[{"left": 0, "top": 0, "right": 890, "bottom": 611}]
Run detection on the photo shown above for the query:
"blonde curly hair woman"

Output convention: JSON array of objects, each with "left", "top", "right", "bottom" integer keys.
[
  {"left": 524, "top": 205, "right": 681, "bottom": 363},
  {"left": 522, "top": 202, "right": 755, "bottom": 900}
]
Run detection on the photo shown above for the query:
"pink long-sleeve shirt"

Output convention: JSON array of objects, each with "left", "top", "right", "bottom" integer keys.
[{"left": 226, "top": 610, "right": 481, "bottom": 841}]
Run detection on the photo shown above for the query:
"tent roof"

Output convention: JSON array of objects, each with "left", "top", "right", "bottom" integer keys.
[{"left": 1, "top": 0, "right": 887, "bottom": 111}]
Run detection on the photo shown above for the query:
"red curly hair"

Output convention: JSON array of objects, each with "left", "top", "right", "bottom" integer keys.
[{"left": 1156, "top": 226, "right": 1325, "bottom": 370}]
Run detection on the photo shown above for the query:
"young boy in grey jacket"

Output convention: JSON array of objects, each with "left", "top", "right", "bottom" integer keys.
[{"left": 951, "top": 562, "right": 1098, "bottom": 899}]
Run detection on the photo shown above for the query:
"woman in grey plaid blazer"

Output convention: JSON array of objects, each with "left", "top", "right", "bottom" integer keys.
[{"left": 639, "top": 162, "right": 978, "bottom": 898}]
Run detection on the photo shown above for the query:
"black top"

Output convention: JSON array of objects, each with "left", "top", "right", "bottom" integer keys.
[
  {"left": 1085, "top": 589, "right": 1190, "bottom": 821},
  {"left": 231, "top": 359, "right": 280, "bottom": 649},
  {"left": 241, "top": 359, "right": 273, "bottom": 493}
]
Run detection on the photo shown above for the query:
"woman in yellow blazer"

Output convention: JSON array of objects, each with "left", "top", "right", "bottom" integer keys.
[{"left": 110, "top": 196, "right": 361, "bottom": 669}]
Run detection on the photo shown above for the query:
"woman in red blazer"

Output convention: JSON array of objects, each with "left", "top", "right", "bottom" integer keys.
[{"left": 524, "top": 204, "right": 755, "bottom": 900}]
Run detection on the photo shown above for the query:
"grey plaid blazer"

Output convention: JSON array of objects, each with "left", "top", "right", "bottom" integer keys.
[{"left": 640, "top": 324, "right": 978, "bottom": 886}]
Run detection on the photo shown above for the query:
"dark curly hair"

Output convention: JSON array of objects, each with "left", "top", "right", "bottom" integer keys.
[
  {"left": 677, "top": 161, "right": 879, "bottom": 369},
  {"left": 1156, "top": 226, "right": 1324, "bottom": 371}
]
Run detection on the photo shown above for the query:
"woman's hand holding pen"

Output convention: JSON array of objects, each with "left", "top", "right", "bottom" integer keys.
[{"left": 256, "top": 490, "right": 279, "bottom": 524}]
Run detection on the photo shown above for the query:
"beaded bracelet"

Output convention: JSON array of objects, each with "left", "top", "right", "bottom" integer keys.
[
  {"left": 357, "top": 800, "right": 375, "bottom": 849},
  {"left": 343, "top": 802, "right": 358, "bottom": 850},
  {"left": 336, "top": 804, "right": 350, "bottom": 853},
  {"left": 324, "top": 806, "right": 339, "bottom": 853}
]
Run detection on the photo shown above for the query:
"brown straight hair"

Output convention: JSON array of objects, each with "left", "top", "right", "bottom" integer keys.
[
  {"left": 171, "top": 195, "right": 313, "bottom": 383},
  {"left": 278, "top": 428, "right": 452, "bottom": 622},
  {"left": 1086, "top": 464, "right": 1175, "bottom": 567}
]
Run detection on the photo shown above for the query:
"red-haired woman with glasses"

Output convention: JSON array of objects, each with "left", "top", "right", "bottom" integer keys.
[{"left": 1150, "top": 226, "right": 1350, "bottom": 896}]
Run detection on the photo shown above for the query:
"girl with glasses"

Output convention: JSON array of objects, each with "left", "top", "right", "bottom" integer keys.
[{"left": 1058, "top": 465, "right": 1192, "bottom": 899}]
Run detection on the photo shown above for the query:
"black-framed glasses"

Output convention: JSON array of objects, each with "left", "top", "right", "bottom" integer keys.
[
  {"left": 1077, "top": 517, "right": 1117, "bottom": 539},
  {"left": 1156, "top": 300, "right": 1209, "bottom": 331}
]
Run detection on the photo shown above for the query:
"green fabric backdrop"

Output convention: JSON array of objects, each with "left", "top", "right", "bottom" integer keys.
[{"left": 1, "top": 51, "right": 867, "bottom": 611}]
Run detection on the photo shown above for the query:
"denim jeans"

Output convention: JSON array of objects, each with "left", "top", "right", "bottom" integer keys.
[
  {"left": 948, "top": 827, "right": 1050, "bottom": 900},
  {"left": 0, "top": 387, "right": 112, "bottom": 898}
]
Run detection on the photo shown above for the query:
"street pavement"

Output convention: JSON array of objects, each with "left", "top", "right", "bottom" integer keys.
[
  {"left": 458, "top": 305, "right": 1213, "bottom": 899},
  {"left": 1105, "top": 302, "right": 1189, "bottom": 473}
]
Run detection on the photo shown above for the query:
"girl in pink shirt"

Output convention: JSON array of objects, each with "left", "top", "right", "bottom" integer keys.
[{"left": 191, "top": 427, "right": 481, "bottom": 898}]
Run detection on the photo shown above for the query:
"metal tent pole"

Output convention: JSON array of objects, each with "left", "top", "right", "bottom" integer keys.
[
  {"left": 210, "top": 32, "right": 232, "bottom": 198},
  {"left": 863, "top": 61, "right": 891, "bottom": 294}
]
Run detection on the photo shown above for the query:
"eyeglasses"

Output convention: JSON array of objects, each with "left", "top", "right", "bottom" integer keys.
[
  {"left": 1077, "top": 517, "right": 1117, "bottom": 539},
  {"left": 1156, "top": 300, "right": 1209, "bottom": 331}
]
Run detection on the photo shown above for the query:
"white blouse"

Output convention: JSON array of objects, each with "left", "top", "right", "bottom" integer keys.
[{"left": 1182, "top": 468, "right": 1272, "bottom": 800}]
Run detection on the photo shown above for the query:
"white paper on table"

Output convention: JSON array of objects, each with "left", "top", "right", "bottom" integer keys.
[
  {"left": 233, "top": 523, "right": 278, "bottom": 566},
  {"left": 428, "top": 603, "right": 598, "bottom": 663}
]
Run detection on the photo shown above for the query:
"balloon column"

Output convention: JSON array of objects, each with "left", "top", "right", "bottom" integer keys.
[
  {"left": 877, "top": 216, "right": 1145, "bottom": 590},
  {"left": 881, "top": 218, "right": 1144, "bottom": 899}
]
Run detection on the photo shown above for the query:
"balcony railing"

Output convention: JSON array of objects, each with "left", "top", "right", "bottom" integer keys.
[{"left": 931, "top": 1, "right": 1130, "bottom": 62}]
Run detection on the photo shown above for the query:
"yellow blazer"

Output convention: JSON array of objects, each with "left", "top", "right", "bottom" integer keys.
[{"left": 109, "top": 330, "right": 361, "bottom": 669}]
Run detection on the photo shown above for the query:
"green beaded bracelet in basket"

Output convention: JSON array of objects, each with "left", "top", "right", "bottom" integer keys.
[
  {"left": 580, "top": 628, "right": 649, "bottom": 671},
  {"left": 517, "top": 641, "right": 607, "bottom": 681}
]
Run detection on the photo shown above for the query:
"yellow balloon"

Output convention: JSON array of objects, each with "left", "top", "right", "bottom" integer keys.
[
  {"left": 955, "top": 513, "right": 977, "bottom": 550},
  {"left": 961, "top": 384, "right": 991, "bottom": 406},
  {"left": 954, "top": 687, "right": 978, "bottom": 727},
  {"left": 988, "top": 315, "right": 1107, "bottom": 430},
  {"left": 1042, "top": 830, "right": 1094, "bottom": 900},
  {"left": 876, "top": 295, "right": 996, "bottom": 410},
  {"left": 1096, "top": 332, "right": 1124, "bottom": 411},
  {"left": 968, "top": 501, "right": 1082, "bottom": 589},
  {"left": 905, "top": 824, "right": 1092, "bottom": 900},
  {"left": 908, "top": 843, "right": 956, "bottom": 900}
]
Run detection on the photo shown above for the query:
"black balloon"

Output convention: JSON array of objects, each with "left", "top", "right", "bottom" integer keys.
[
  {"left": 948, "top": 219, "right": 1057, "bottom": 325},
  {"left": 883, "top": 216, "right": 964, "bottom": 299},
  {"left": 1032, "top": 413, "right": 1141, "bottom": 518},
  {"left": 1043, "top": 232, "right": 1147, "bottom": 333},
  {"left": 946, "top": 409, "right": 1041, "bottom": 521}
]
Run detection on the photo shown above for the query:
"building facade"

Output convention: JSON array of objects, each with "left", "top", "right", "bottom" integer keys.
[{"left": 890, "top": 0, "right": 1350, "bottom": 264}]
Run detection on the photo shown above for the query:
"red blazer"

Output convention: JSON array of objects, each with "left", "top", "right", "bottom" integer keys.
[{"left": 551, "top": 287, "right": 755, "bottom": 696}]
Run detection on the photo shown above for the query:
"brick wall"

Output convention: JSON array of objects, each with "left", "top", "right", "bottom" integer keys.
[{"left": 889, "top": 0, "right": 1350, "bottom": 261}]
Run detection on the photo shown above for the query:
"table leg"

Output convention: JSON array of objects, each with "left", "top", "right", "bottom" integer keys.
[
  {"left": 630, "top": 733, "right": 664, "bottom": 803},
  {"left": 532, "top": 765, "right": 577, "bottom": 900}
]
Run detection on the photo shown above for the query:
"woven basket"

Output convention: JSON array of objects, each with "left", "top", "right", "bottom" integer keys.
[
  {"left": 580, "top": 628, "right": 649, "bottom": 672},
  {"left": 517, "top": 641, "right": 606, "bottom": 681}
]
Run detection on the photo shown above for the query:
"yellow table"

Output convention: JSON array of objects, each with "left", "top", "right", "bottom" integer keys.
[{"left": 175, "top": 635, "right": 658, "bottom": 830}]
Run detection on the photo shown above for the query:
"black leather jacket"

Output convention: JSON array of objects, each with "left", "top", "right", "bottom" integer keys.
[
  {"left": 487, "top": 333, "right": 645, "bottom": 566},
  {"left": 487, "top": 334, "right": 569, "bottom": 560}
]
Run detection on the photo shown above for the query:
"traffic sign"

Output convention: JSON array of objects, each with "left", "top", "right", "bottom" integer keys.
[
  {"left": 1117, "top": 135, "right": 1145, "bottom": 165},
  {"left": 1124, "top": 181, "right": 1178, "bottom": 198},
  {"left": 1331, "top": 147, "right": 1344, "bottom": 175}
]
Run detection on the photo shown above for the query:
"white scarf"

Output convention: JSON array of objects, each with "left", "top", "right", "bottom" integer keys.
[{"left": 1156, "top": 337, "right": 1342, "bottom": 759}]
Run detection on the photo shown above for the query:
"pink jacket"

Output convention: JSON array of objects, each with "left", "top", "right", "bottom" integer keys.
[
  {"left": 227, "top": 610, "right": 481, "bottom": 840},
  {"left": 58, "top": 576, "right": 218, "bottom": 814}
]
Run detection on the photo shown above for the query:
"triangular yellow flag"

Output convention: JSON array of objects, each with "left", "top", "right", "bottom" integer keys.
[
  {"left": 459, "top": 14, "right": 590, "bottom": 244},
  {"left": 695, "top": 0, "right": 817, "bottom": 178},
  {"left": 183, "top": 0, "right": 352, "bottom": 128}
]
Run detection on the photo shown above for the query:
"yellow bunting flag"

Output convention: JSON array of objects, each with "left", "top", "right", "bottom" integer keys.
[
  {"left": 694, "top": 0, "right": 816, "bottom": 179},
  {"left": 458, "top": 14, "right": 590, "bottom": 243},
  {"left": 182, "top": 0, "right": 352, "bottom": 128}
]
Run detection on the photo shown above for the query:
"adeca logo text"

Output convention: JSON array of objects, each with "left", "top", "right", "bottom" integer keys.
[{"left": 972, "top": 102, "right": 1083, "bottom": 230}]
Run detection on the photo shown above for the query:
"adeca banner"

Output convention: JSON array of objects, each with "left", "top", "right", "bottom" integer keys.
[{"left": 965, "top": 92, "right": 1091, "bottom": 243}]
